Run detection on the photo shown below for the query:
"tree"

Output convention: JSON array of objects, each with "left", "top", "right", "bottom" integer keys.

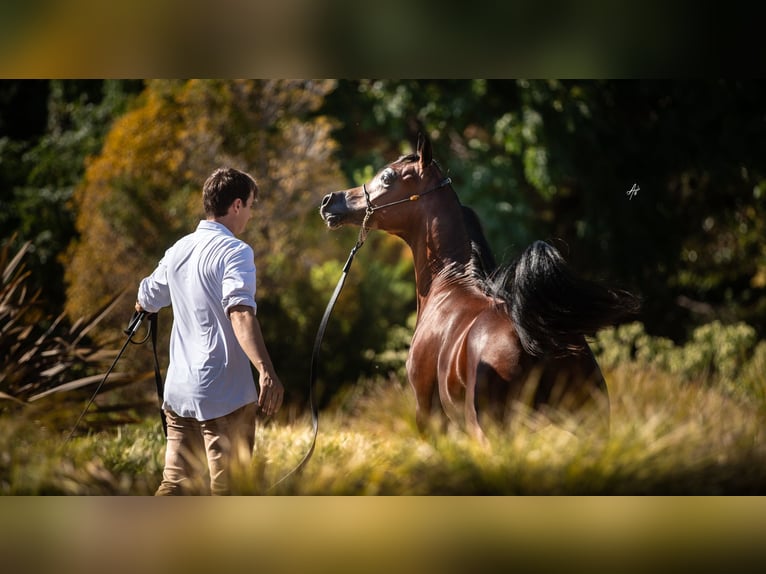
[
  {"left": 324, "top": 80, "right": 766, "bottom": 342},
  {"left": 6, "top": 79, "right": 764, "bottom": 409},
  {"left": 0, "top": 80, "right": 142, "bottom": 312},
  {"left": 63, "top": 80, "right": 373, "bottom": 403}
]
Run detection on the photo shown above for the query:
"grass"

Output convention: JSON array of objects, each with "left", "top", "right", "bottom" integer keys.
[{"left": 2, "top": 359, "right": 764, "bottom": 495}]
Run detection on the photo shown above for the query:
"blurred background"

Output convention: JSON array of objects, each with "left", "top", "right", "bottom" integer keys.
[
  {"left": 1, "top": 0, "right": 761, "bottom": 76},
  {"left": 3, "top": 1, "right": 764, "bottom": 409},
  {"left": 2, "top": 78, "right": 765, "bottom": 413}
]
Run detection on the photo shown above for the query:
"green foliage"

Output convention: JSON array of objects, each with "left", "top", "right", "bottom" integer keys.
[
  {"left": 326, "top": 80, "right": 766, "bottom": 342},
  {"left": 0, "top": 80, "right": 142, "bottom": 311},
  {"left": 363, "top": 312, "right": 415, "bottom": 381},
  {"left": 0, "top": 416, "right": 164, "bottom": 494},
  {"left": 290, "top": 233, "right": 419, "bottom": 401},
  {"left": 740, "top": 341, "right": 766, "bottom": 405},
  {"left": 591, "top": 320, "right": 764, "bottom": 402}
]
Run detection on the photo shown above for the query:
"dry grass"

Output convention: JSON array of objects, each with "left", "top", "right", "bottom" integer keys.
[
  {"left": 257, "top": 365, "right": 765, "bottom": 495},
  {"left": 2, "top": 358, "right": 764, "bottom": 495}
]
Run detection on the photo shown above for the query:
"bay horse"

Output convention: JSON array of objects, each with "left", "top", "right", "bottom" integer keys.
[{"left": 320, "top": 134, "right": 639, "bottom": 443}]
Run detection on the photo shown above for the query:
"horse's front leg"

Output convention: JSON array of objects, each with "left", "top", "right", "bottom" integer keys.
[
  {"left": 407, "top": 339, "right": 446, "bottom": 436},
  {"left": 464, "top": 374, "right": 490, "bottom": 447},
  {"left": 409, "top": 374, "right": 439, "bottom": 435}
]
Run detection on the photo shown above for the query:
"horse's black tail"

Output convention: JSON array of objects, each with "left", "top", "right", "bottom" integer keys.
[{"left": 492, "top": 240, "right": 640, "bottom": 358}]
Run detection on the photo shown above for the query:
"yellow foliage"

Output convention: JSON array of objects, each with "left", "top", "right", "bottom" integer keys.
[{"left": 64, "top": 80, "right": 347, "bottom": 340}]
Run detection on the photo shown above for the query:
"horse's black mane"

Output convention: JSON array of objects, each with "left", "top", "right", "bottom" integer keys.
[
  {"left": 451, "top": 210, "right": 641, "bottom": 356},
  {"left": 461, "top": 205, "right": 496, "bottom": 278},
  {"left": 436, "top": 205, "right": 500, "bottom": 296},
  {"left": 395, "top": 153, "right": 498, "bottom": 288}
]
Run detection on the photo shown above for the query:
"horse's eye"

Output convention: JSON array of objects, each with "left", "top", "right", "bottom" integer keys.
[{"left": 380, "top": 169, "right": 398, "bottom": 187}]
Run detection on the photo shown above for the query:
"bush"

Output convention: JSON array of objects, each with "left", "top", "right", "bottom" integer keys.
[{"left": 592, "top": 320, "right": 762, "bottom": 400}]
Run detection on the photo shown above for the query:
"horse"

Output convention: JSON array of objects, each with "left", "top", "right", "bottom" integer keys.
[{"left": 320, "top": 134, "right": 639, "bottom": 443}]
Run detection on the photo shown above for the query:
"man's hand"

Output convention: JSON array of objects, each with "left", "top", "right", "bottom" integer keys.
[
  {"left": 229, "top": 305, "right": 284, "bottom": 417},
  {"left": 255, "top": 368, "right": 284, "bottom": 417}
]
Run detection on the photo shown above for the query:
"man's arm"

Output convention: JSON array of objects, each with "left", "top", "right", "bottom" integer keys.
[
  {"left": 228, "top": 305, "right": 284, "bottom": 416},
  {"left": 136, "top": 257, "right": 171, "bottom": 313}
]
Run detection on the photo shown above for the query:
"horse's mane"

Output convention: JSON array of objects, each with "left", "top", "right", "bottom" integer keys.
[
  {"left": 490, "top": 240, "right": 641, "bottom": 357},
  {"left": 406, "top": 154, "right": 639, "bottom": 357},
  {"left": 448, "top": 205, "right": 640, "bottom": 356},
  {"left": 437, "top": 205, "right": 499, "bottom": 294},
  {"left": 461, "top": 205, "right": 496, "bottom": 278},
  {"left": 398, "top": 153, "right": 419, "bottom": 163}
]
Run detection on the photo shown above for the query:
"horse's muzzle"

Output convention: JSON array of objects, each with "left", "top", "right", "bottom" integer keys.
[{"left": 320, "top": 191, "right": 346, "bottom": 229}]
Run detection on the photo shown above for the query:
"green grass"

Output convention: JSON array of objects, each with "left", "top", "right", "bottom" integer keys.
[{"left": 3, "top": 359, "right": 764, "bottom": 495}]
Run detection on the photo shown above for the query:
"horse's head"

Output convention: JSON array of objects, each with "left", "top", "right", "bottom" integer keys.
[{"left": 320, "top": 134, "right": 450, "bottom": 235}]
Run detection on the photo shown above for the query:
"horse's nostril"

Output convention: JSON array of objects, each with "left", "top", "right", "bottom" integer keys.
[{"left": 321, "top": 193, "right": 333, "bottom": 208}]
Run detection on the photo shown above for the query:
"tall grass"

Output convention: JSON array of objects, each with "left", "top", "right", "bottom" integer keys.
[
  {"left": 2, "top": 234, "right": 764, "bottom": 494},
  {"left": 3, "top": 349, "right": 763, "bottom": 494},
  {"left": 258, "top": 361, "right": 764, "bottom": 495}
]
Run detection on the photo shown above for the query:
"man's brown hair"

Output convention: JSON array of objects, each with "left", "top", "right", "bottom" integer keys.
[{"left": 203, "top": 168, "right": 258, "bottom": 217}]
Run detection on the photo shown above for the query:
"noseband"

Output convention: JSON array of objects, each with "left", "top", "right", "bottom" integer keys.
[
  {"left": 359, "top": 176, "right": 452, "bottom": 244},
  {"left": 362, "top": 176, "right": 452, "bottom": 214}
]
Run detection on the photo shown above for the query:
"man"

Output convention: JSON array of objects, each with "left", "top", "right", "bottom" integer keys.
[{"left": 136, "top": 167, "right": 284, "bottom": 495}]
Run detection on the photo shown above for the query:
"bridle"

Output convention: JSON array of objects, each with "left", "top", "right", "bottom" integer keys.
[
  {"left": 358, "top": 175, "right": 452, "bottom": 246},
  {"left": 269, "top": 173, "right": 451, "bottom": 489}
]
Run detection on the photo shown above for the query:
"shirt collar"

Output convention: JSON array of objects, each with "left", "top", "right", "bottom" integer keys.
[{"left": 197, "top": 220, "right": 235, "bottom": 237}]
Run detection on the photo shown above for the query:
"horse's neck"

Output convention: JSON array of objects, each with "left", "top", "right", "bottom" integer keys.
[{"left": 405, "top": 200, "right": 472, "bottom": 313}]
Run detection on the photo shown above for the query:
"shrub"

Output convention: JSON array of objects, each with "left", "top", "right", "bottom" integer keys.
[{"left": 592, "top": 320, "right": 762, "bottom": 400}]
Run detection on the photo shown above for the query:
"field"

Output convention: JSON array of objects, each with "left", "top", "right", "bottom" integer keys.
[
  {"left": 2, "top": 331, "right": 764, "bottom": 495},
  {"left": 3, "top": 325, "right": 766, "bottom": 573}
]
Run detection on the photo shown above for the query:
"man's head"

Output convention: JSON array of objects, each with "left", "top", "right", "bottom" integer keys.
[{"left": 203, "top": 167, "right": 259, "bottom": 218}]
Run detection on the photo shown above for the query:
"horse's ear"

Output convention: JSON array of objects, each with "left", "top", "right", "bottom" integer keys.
[{"left": 417, "top": 133, "right": 432, "bottom": 168}]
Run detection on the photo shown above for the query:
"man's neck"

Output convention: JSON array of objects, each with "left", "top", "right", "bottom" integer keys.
[{"left": 208, "top": 216, "right": 237, "bottom": 236}]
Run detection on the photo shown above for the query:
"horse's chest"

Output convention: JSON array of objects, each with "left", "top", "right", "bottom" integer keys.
[{"left": 407, "top": 308, "right": 474, "bottom": 382}]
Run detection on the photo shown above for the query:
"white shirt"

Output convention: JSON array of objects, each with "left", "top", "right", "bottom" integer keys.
[{"left": 138, "top": 220, "right": 258, "bottom": 420}]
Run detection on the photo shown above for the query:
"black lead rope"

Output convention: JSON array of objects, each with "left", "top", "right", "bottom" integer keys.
[
  {"left": 269, "top": 240, "right": 365, "bottom": 490},
  {"left": 145, "top": 313, "right": 167, "bottom": 437},
  {"left": 269, "top": 177, "right": 452, "bottom": 489},
  {"left": 64, "top": 310, "right": 166, "bottom": 444}
]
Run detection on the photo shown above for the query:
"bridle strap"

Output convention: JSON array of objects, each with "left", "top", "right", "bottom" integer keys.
[
  {"left": 363, "top": 176, "right": 452, "bottom": 214},
  {"left": 358, "top": 176, "right": 451, "bottom": 245}
]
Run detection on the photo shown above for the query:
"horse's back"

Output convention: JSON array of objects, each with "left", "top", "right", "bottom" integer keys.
[{"left": 467, "top": 306, "right": 609, "bottom": 428}]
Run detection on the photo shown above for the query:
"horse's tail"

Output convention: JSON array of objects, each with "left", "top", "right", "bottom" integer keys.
[{"left": 494, "top": 240, "right": 640, "bottom": 358}]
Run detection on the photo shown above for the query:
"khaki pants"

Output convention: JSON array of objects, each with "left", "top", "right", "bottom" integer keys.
[{"left": 155, "top": 403, "right": 257, "bottom": 495}]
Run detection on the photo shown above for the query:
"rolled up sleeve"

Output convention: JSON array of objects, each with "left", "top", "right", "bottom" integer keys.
[
  {"left": 221, "top": 244, "right": 257, "bottom": 314},
  {"left": 138, "top": 257, "right": 171, "bottom": 313}
]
